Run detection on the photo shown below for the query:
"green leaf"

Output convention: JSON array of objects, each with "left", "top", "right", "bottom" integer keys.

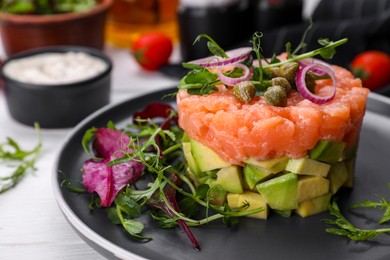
[
  {"left": 285, "top": 42, "right": 292, "bottom": 58},
  {"left": 106, "top": 120, "right": 116, "bottom": 130},
  {"left": 181, "top": 62, "right": 204, "bottom": 70},
  {"left": 193, "top": 34, "right": 228, "bottom": 58},
  {"left": 195, "top": 184, "right": 210, "bottom": 199},
  {"left": 122, "top": 219, "right": 150, "bottom": 239},
  {"left": 379, "top": 207, "right": 390, "bottom": 224},
  {"left": 187, "top": 85, "right": 218, "bottom": 95},
  {"left": 81, "top": 127, "right": 97, "bottom": 155},
  {"left": 179, "top": 197, "right": 198, "bottom": 217},
  {"left": 60, "top": 179, "right": 86, "bottom": 193},
  {"left": 106, "top": 207, "right": 121, "bottom": 224},
  {"left": 318, "top": 38, "right": 332, "bottom": 46},
  {"left": 115, "top": 193, "right": 142, "bottom": 218},
  {"left": 207, "top": 41, "right": 226, "bottom": 58},
  {"left": 319, "top": 46, "right": 336, "bottom": 60},
  {"left": 185, "top": 69, "right": 218, "bottom": 84}
]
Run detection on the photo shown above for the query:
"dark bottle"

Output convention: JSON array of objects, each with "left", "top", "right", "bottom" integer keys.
[
  {"left": 178, "top": 0, "right": 253, "bottom": 61},
  {"left": 254, "top": 0, "right": 303, "bottom": 31}
]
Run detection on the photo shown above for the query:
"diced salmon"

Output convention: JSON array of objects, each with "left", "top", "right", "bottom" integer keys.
[{"left": 177, "top": 65, "right": 369, "bottom": 164}]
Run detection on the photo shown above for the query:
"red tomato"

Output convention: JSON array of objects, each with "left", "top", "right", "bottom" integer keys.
[
  {"left": 132, "top": 32, "right": 173, "bottom": 71},
  {"left": 351, "top": 50, "right": 390, "bottom": 90}
]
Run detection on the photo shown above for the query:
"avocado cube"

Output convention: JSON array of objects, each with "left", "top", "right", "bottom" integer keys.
[
  {"left": 286, "top": 157, "right": 331, "bottom": 177},
  {"left": 309, "top": 140, "right": 346, "bottom": 164},
  {"left": 297, "top": 175, "right": 329, "bottom": 203},
  {"left": 244, "top": 157, "right": 289, "bottom": 173},
  {"left": 190, "top": 138, "right": 231, "bottom": 172},
  {"left": 256, "top": 172, "right": 298, "bottom": 210},
  {"left": 243, "top": 164, "right": 273, "bottom": 190},
  {"left": 343, "top": 157, "right": 356, "bottom": 188},
  {"left": 328, "top": 162, "right": 349, "bottom": 194},
  {"left": 227, "top": 193, "right": 241, "bottom": 208},
  {"left": 227, "top": 191, "right": 269, "bottom": 219},
  {"left": 296, "top": 193, "right": 332, "bottom": 217},
  {"left": 182, "top": 142, "right": 201, "bottom": 176},
  {"left": 215, "top": 166, "right": 244, "bottom": 194}
]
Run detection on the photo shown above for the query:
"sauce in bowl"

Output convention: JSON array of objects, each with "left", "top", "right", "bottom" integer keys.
[{"left": 3, "top": 52, "right": 108, "bottom": 85}]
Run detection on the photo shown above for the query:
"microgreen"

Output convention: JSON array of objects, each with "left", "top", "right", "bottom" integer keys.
[
  {"left": 70, "top": 105, "right": 267, "bottom": 248},
  {"left": 323, "top": 201, "right": 390, "bottom": 241},
  {"left": 178, "top": 69, "right": 220, "bottom": 95},
  {"left": 193, "top": 34, "right": 228, "bottom": 58},
  {"left": 0, "top": 123, "right": 42, "bottom": 194},
  {"left": 350, "top": 194, "right": 390, "bottom": 224}
]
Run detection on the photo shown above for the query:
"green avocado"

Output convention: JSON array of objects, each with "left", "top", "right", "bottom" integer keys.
[
  {"left": 190, "top": 138, "right": 231, "bottom": 172},
  {"left": 215, "top": 166, "right": 244, "bottom": 194},
  {"left": 243, "top": 164, "right": 274, "bottom": 190},
  {"left": 297, "top": 175, "right": 330, "bottom": 203},
  {"left": 286, "top": 157, "right": 331, "bottom": 177},
  {"left": 309, "top": 140, "right": 346, "bottom": 164},
  {"left": 182, "top": 142, "right": 201, "bottom": 176},
  {"left": 296, "top": 193, "right": 332, "bottom": 217},
  {"left": 256, "top": 172, "right": 298, "bottom": 210},
  {"left": 328, "top": 161, "right": 349, "bottom": 194},
  {"left": 227, "top": 191, "right": 269, "bottom": 219},
  {"left": 244, "top": 157, "right": 289, "bottom": 173}
]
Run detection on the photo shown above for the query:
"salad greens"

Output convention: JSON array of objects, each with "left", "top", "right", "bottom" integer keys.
[
  {"left": 0, "top": 122, "right": 42, "bottom": 194},
  {"left": 70, "top": 103, "right": 264, "bottom": 249}
]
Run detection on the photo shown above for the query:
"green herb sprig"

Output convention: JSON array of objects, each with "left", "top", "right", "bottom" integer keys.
[
  {"left": 350, "top": 195, "right": 390, "bottom": 224},
  {"left": 323, "top": 201, "right": 390, "bottom": 241},
  {"left": 0, "top": 123, "right": 42, "bottom": 194}
]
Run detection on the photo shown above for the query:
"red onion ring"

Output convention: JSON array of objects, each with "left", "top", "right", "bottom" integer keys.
[
  {"left": 188, "top": 47, "right": 252, "bottom": 67},
  {"left": 218, "top": 63, "right": 250, "bottom": 86},
  {"left": 298, "top": 58, "right": 334, "bottom": 76},
  {"left": 296, "top": 63, "right": 336, "bottom": 104}
]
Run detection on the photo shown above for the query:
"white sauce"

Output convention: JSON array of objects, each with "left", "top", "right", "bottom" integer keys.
[{"left": 3, "top": 52, "right": 108, "bottom": 85}]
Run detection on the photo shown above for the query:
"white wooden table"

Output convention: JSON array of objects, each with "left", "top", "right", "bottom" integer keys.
[{"left": 0, "top": 44, "right": 179, "bottom": 260}]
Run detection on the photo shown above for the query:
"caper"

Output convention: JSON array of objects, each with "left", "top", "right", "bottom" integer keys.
[
  {"left": 264, "top": 85, "right": 287, "bottom": 107},
  {"left": 266, "top": 67, "right": 280, "bottom": 78},
  {"left": 305, "top": 71, "right": 316, "bottom": 93},
  {"left": 278, "top": 62, "right": 299, "bottom": 85},
  {"left": 271, "top": 77, "right": 291, "bottom": 94},
  {"left": 233, "top": 81, "right": 256, "bottom": 103}
]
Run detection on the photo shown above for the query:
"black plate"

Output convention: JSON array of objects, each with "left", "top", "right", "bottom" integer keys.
[{"left": 53, "top": 88, "right": 390, "bottom": 260}]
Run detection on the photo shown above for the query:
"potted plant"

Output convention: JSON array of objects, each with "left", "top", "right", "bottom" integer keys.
[{"left": 0, "top": 0, "right": 113, "bottom": 57}]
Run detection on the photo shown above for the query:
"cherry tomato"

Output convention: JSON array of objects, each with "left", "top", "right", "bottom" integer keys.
[
  {"left": 351, "top": 50, "right": 390, "bottom": 90},
  {"left": 132, "top": 32, "right": 173, "bottom": 71}
]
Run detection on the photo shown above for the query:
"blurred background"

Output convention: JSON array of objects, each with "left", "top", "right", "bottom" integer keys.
[{"left": 0, "top": 0, "right": 390, "bottom": 91}]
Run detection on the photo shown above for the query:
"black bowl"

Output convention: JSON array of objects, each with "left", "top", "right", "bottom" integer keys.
[{"left": 0, "top": 46, "right": 112, "bottom": 128}]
